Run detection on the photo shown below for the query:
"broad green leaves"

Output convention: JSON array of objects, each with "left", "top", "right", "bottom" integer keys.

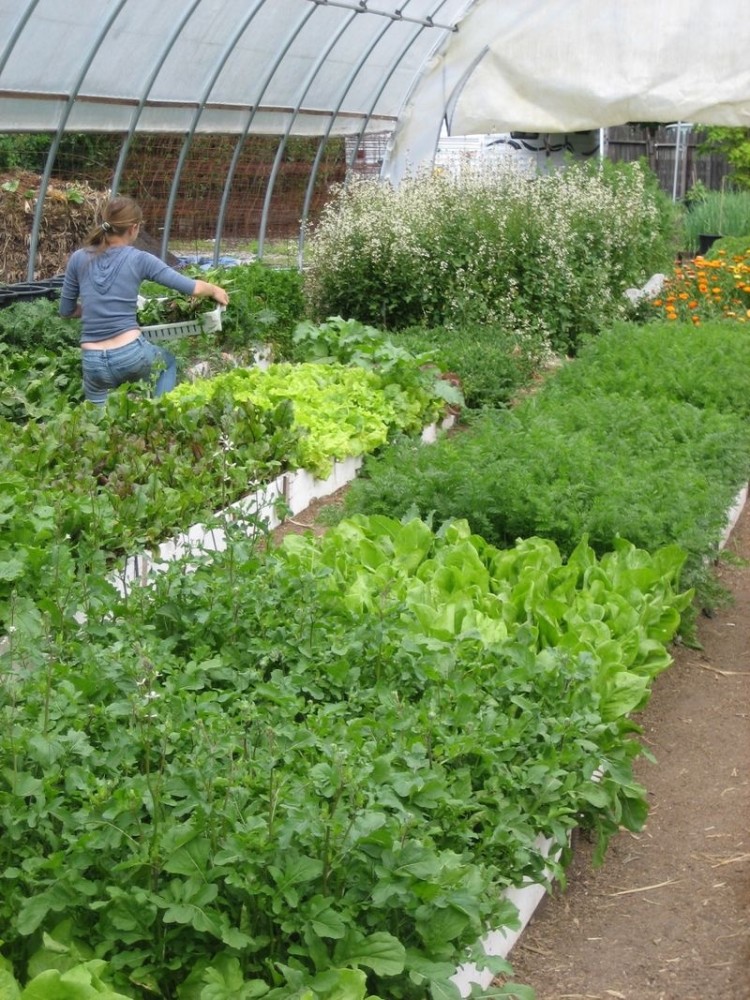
[{"left": 1, "top": 513, "right": 691, "bottom": 999}]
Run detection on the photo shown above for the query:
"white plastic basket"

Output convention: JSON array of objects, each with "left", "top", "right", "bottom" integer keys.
[
  {"left": 140, "top": 302, "right": 224, "bottom": 343},
  {"left": 141, "top": 305, "right": 224, "bottom": 343}
]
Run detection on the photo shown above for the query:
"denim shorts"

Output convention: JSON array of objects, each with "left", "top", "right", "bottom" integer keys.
[{"left": 81, "top": 335, "right": 177, "bottom": 405}]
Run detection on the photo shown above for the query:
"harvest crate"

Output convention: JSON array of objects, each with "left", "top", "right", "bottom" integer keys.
[{"left": 141, "top": 305, "right": 223, "bottom": 343}]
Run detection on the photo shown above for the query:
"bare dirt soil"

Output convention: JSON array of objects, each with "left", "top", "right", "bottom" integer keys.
[{"left": 274, "top": 489, "right": 750, "bottom": 1000}]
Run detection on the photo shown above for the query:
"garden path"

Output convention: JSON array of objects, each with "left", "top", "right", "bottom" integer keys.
[
  {"left": 504, "top": 497, "right": 750, "bottom": 1000},
  {"left": 275, "top": 488, "right": 750, "bottom": 1000}
]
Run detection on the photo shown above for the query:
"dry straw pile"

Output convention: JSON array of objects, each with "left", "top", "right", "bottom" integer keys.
[{"left": 0, "top": 171, "right": 105, "bottom": 283}]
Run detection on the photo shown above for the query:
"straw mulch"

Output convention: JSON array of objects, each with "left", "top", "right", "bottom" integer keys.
[{"left": 0, "top": 171, "right": 107, "bottom": 284}]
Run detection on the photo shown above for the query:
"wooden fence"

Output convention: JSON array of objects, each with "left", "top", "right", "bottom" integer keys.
[{"left": 606, "top": 125, "right": 730, "bottom": 199}]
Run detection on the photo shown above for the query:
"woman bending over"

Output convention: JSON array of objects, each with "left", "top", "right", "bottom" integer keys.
[{"left": 60, "top": 195, "right": 229, "bottom": 404}]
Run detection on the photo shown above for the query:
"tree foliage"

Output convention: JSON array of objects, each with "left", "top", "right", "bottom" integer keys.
[{"left": 697, "top": 127, "right": 750, "bottom": 190}]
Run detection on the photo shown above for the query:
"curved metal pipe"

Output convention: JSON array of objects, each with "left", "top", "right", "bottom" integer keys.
[
  {"left": 211, "top": 3, "right": 318, "bottom": 265},
  {"left": 110, "top": 0, "right": 203, "bottom": 196},
  {"left": 303, "top": 0, "right": 456, "bottom": 30},
  {"left": 160, "top": 0, "right": 267, "bottom": 260},
  {"left": 442, "top": 43, "right": 489, "bottom": 134},
  {"left": 346, "top": 0, "right": 453, "bottom": 175},
  {"left": 0, "top": 0, "right": 41, "bottom": 78},
  {"left": 257, "top": 8, "right": 359, "bottom": 258},
  {"left": 25, "top": 0, "right": 129, "bottom": 280}
]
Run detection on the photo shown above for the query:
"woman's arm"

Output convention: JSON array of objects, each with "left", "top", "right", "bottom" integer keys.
[{"left": 59, "top": 253, "right": 82, "bottom": 318}]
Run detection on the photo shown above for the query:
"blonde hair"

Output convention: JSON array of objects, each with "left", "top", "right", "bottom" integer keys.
[{"left": 85, "top": 195, "right": 143, "bottom": 250}]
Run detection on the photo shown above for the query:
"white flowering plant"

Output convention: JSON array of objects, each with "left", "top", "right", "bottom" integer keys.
[{"left": 306, "top": 159, "right": 680, "bottom": 355}]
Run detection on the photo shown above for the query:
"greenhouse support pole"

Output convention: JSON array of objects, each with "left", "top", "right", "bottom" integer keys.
[
  {"left": 296, "top": 3, "right": 411, "bottom": 269},
  {"left": 257, "top": 8, "right": 360, "bottom": 258},
  {"left": 345, "top": 0, "right": 453, "bottom": 175},
  {"left": 668, "top": 122, "right": 692, "bottom": 203},
  {"left": 160, "top": 0, "right": 267, "bottom": 261},
  {"left": 110, "top": 0, "right": 203, "bottom": 196},
  {"left": 671, "top": 123, "right": 682, "bottom": 202},
  {"left": 349, "top": 0, "right": 455, "bottom": 177},
  {"left": 297, "top": 0, "right": 452, "bottom": 271},
  {"left": 0, "top": 0, "right": 41, "bottom": 77},
  {"left": 679, "top": 123, "right": 691, "bottom": 201},
  {"left": 384, "top": 1, "right": 508, "bottom": 185},
  {"left": 25, "top": 0, "right": 129, "bottom": 281},
  {"left": 212, "top": 4, "right": 318, "bottom": 265}
]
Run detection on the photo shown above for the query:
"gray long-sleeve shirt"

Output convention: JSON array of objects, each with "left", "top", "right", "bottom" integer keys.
[{"left": 59, "top": 245, "right": 197, "bottom": 343}]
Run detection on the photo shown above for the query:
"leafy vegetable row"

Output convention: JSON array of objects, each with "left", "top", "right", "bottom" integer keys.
[
  {"left": 1, "top": 515, "right": 691, "bottom": 1000},
  {"left": 0, "top": 345, "right": 453, "bottom": 629},
  {"left": 341, "top": 321, "right": 750, "bottom": 610}
]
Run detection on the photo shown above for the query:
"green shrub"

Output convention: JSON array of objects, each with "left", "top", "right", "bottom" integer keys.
[
  {"left": 0, "top": 299, "right": 84, "bottom": 418},
  {"left": 306, "top": 160, "right": 679, "bottom": 354},
  {"left": 394, "top": 323, "right": 545, "bottom": 409},
  {"left": 705, "top": 234, "right": 750, "bottom": 260},
  {"left": 0, "top": 296, "right": 80, "bottom": 351},
  {"left": 0, "top": 343, "right": 83, "bottom": 421},
  {"left": 214, "top": 260, "right": 305, "bottom": 356},
  {"left": 696, "top": 128, "right": 750, "bottom": 190},
  {"left": 141, "top": 260, "right": 306, "bottom": 357}
]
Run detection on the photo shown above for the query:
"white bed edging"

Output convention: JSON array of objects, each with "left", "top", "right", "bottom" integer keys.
[
  {"left": 451, "top": 834, "right": 559, "bottom": 995},
  {"left": 721, "top": 483, "right": 747, "bottom": 549}
]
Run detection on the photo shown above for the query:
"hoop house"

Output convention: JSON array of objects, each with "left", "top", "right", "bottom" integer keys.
[{"left": 0, "top": 0, "right": 749, "bottom": 275}]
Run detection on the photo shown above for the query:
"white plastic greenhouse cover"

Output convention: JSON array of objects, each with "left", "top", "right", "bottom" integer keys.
[
  {"left": 0, "top": 0, "right": 470, "bottom": 139},
  {"left": 1, "top": 0, "right": 749, "bottom": 171},
  {"left": 1, "top": 0, "right": 749, "bottom": 274}
]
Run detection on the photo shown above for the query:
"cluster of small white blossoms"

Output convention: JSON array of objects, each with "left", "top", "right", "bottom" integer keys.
[{"left": 307, "top": 158, "right": 664, "bottom": 331}]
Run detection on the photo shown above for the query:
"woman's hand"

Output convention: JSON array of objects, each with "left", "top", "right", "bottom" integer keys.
[{"left": 193, "top": 279, "right": 229, "bottom": 306}]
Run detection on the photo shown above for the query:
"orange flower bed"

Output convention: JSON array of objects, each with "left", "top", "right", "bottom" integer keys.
[{"left": 651, "top": 249, "right": 750, "bottom": 326}]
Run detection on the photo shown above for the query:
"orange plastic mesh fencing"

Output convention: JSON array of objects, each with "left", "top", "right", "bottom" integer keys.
[
  {"left": 0, "top": 132, "right": 356, "bottom": 281},
  {"left": 113, "top": 134, "right": 348, "bottom": 243}
]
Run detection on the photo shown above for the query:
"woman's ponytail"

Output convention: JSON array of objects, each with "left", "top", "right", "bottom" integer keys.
[{"left": 84, "top": 196, "right": 143, "bottom": 250}]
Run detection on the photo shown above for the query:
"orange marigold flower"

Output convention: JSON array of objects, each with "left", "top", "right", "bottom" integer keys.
[{"left": 688, "top": 301, "right": 698, "bottom": 309}]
